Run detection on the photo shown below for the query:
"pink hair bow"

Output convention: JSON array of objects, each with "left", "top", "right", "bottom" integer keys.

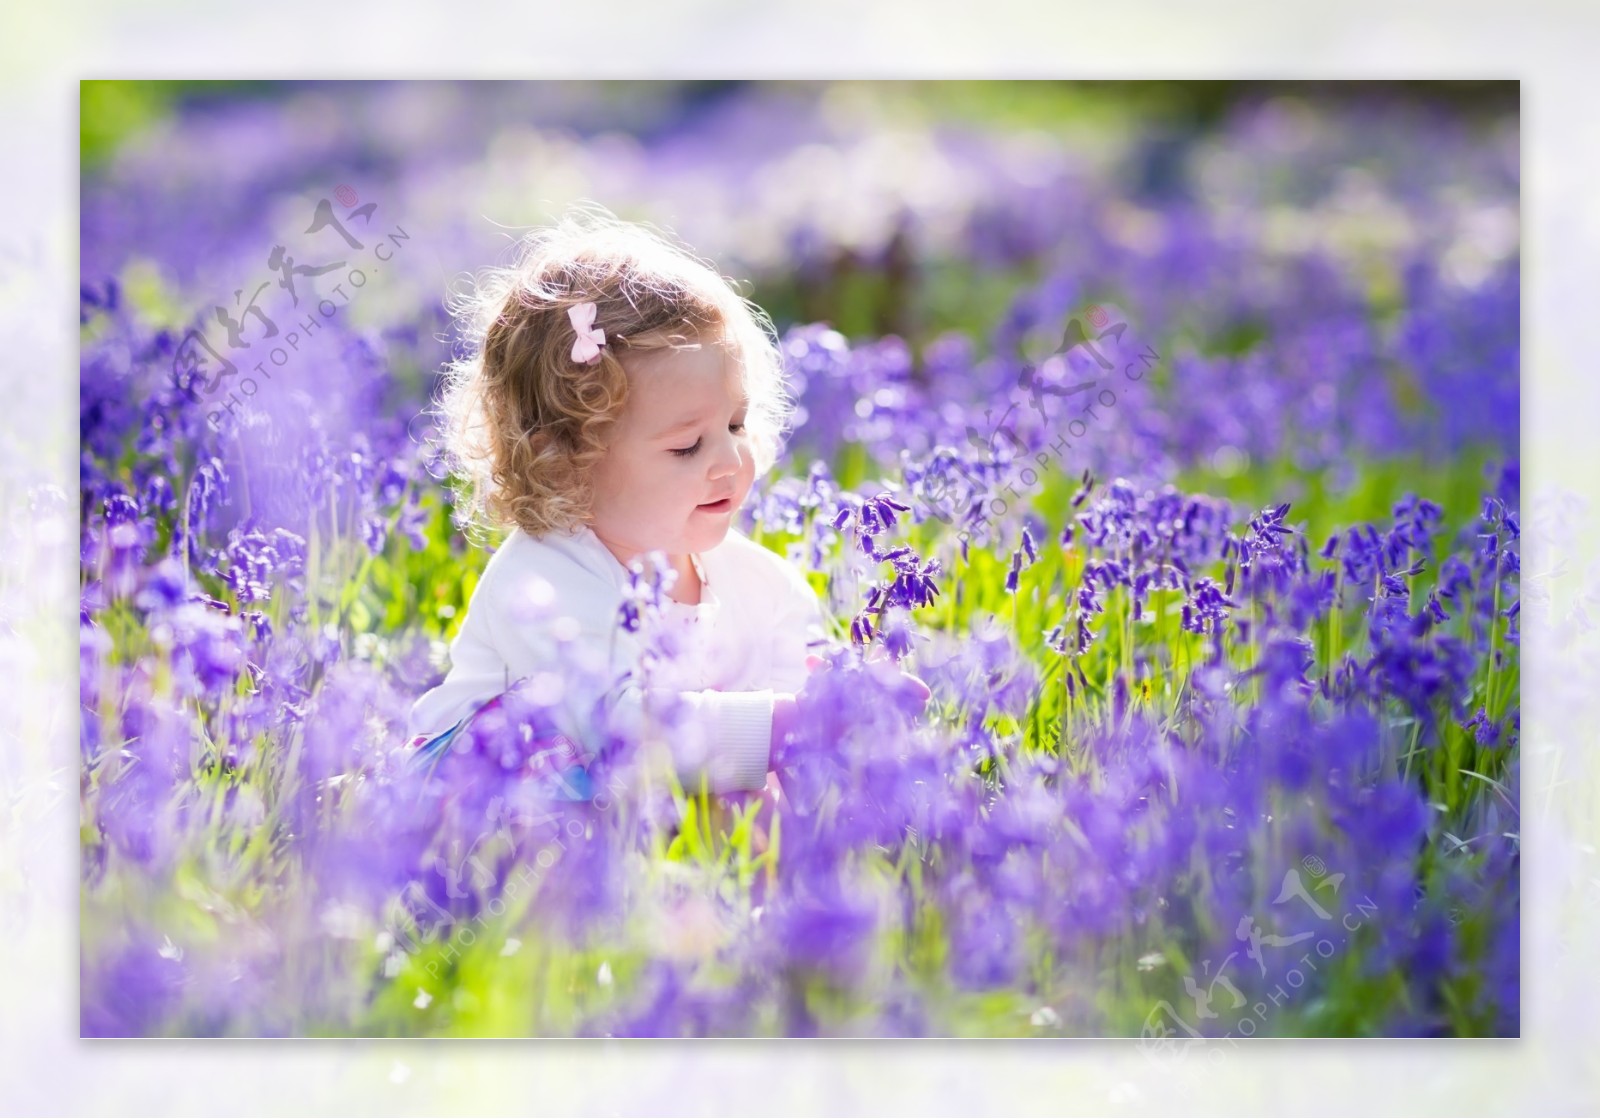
[{"left": 567, "top": 301, "right": 606, "bottom": 364}]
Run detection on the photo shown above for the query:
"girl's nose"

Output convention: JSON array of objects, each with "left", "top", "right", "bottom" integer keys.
[{"left": 708, "top": 432, "right": 742, "bottom": 478}]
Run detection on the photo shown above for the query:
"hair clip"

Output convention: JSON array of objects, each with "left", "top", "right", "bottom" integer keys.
[{"left": 568, "top": 301, "right": 606, "bottom": 364}]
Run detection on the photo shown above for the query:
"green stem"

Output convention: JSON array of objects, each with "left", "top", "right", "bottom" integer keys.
[
  {"left": 1327, "top": 566, "right": 1343, "bottom": 688},
  {"left": 305, "top": 517, "right": 321, "bottom": 633},
  {"left": 1400, "top": 718, "right": 1422, "bottom": 786},
  {"left": 1484, "top": 571, "right": 1503, "bottom": 720}
]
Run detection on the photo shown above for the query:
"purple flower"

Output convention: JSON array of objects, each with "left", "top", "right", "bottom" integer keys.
[
  {"left": 361, "top": 513, "right": 388, "bottom": 556},
  {"left": 618, "top": 552, "right": 678, "bottom": 633},
  {"left": 1463, "top": 706, "right": 1500, "bottom": 747}
]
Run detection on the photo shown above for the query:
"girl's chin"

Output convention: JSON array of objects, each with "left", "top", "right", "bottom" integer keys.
[{"left": 685, "top": 516, "right": 733, "bottom": 549}]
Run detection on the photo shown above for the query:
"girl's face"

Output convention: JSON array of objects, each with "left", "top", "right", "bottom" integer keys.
[{"left": 586, "top": 337, "right": 756, "bottom": 564}]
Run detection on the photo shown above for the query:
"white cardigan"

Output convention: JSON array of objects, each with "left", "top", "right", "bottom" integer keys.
[{"left": 408, "top": 522, "right": 829, "bottom": 794}]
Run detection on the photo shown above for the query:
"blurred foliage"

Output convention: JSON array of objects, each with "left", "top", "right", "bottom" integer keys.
[
  {"left": 82, "top": 79, "right": 1517, "bottom": 177},
  {"left": 81, "top": 80, "right": 284, "bottom": 174}
]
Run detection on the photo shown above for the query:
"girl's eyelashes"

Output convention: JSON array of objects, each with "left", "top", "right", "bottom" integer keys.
[{"left": 670, "top": 422, "right": 746, "bottom": 458}]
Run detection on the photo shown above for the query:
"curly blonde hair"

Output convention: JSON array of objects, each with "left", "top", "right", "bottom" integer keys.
[{"left": 433, "top": 203, "right": 795, "bottom": 543}]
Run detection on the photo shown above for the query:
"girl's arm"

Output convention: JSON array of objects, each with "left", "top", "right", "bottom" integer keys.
[{"left": 766, "top": 561, "right": 830, "bottom": 695}]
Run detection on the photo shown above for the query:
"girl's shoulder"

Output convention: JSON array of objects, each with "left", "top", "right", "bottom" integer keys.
[{"left": 473, "top": 525, "right": 624, "bottom": 609}]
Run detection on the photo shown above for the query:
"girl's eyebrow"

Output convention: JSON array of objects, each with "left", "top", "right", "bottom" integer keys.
[
  {"left": 654, "top": 415, "right": 704, "bottom": 440},
  {"left": 652, "top": 398, "right": 751, "bottom": 440}
]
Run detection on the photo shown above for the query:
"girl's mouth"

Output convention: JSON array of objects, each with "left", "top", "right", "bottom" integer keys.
[{"left": 696, "top": 498, "right": 732, "bottom": 513}]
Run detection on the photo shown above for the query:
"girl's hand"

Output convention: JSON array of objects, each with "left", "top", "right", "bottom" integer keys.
[
  {"left": 765, "top": 654, "right": 931, "bottom": 827},
  {"left": 858, "top": 644, "right": 930, "bottom": 713},
  {"left": 865, "top": 656, "right": 931, "bottom": 715},
  {"left": 798, "top": 650, "right": 929, "bottom": 715}
]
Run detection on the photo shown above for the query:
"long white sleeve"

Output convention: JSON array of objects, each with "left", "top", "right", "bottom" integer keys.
[{"left": 600, "top": 683, "right": 775, "bottom": 795}]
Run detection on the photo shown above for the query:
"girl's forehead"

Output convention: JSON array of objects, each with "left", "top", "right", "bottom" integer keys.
[
  {"left": 629, "top": 341, "right": 745, "bottom": 397},
  {"left": 616, "top": 343, "right": 748, "bottom": 439}
]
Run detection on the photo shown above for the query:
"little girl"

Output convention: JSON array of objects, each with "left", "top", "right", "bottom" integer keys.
[{"left": 407, "top": 205, "right": 925, "bottom": 805}]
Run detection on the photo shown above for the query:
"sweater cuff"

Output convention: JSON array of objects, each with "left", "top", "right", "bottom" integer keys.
[{"left": 703, "top": 689, "right": 774, "bottom": 794}]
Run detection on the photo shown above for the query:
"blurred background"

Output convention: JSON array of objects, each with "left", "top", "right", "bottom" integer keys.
[
  {"left": 81, "top": 79, "right": 1517, "bottom": 331},
  {"left": 79, "top": 80, "right": 1519, "bottom": 519}
]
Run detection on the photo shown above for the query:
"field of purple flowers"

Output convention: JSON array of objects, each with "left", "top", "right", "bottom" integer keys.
[{"left": 79, "top": 81, "right": 1519, "bottom": 1037}]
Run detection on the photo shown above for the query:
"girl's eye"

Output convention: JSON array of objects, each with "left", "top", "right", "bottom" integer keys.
[{"left": 670, "top": 422, "right": 746, "bottom": 459}]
